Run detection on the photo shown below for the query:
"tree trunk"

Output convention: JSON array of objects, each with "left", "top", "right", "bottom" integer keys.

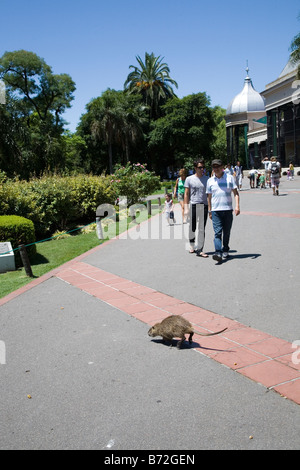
[{"left": 108, "top": 142, "right": 113, "bottom": 174}]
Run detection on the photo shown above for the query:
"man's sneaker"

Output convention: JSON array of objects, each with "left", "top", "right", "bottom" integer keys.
[
  {"left": 222, "top": 252, "right": 229, "bottom": 260},
  {"left": 213, "top": 252, "right": 222, "bottom": 262}
]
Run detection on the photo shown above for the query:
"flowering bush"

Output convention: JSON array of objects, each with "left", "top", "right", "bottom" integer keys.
[
  {"left": 0, "top": 174, "right": 115, "bottom": 236},
  {"left": 0, "top": 166, "right": 160, "bottom": 237},
  {"left": 110, "top": 163, "right": 161, "bottom": 205}
]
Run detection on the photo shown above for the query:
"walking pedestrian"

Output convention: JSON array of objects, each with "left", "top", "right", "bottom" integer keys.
[
  {"left": 163, "top": 193, "right": 176, "bottom": 225},
  {"left": 259, "top": 172, "right": 266, "bottom": 189},
  {"left": 289, "top": 161, "right": 294, "bottom": 180},
  {"left": 206, "top": 159, "right": 240, "bottom": 263},
  {"left": 224, "top": 163, "right": 234, "bottom": 175},
  {"left": 173, "top": 168, "right": 188, "bottom": 223},
  {"left": 184, "top": 159, "right": 209, "bottom": 257},
  {"left": 269, "top": 157, "right": 281, "bottom": 196},
  {"left": 234, "top": 160, "right": 243, "bottom": 190}
]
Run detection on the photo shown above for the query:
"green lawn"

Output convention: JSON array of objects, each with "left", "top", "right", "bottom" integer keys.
[{"left": 0, "top": 203, "right": 163, "bottom": 299}]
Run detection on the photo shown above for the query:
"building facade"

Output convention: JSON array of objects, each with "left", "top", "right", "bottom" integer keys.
[
  {"left": 225, "top": 60, "right": 300, "bottom": 168},
  {"left": 225, "top": 68, "right": 266, "bottom": 168},
  {"left": 262, "top": 59, "right": 300, "bottom": 167}
]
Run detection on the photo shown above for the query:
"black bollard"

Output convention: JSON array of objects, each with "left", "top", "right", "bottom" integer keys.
[{"left": 19, "top": 244, "right": 33, "bottom": 277}]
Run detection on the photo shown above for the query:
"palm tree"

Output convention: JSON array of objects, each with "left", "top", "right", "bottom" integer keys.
[
  {"left": 120, "top": 99, "right": 148, "bottom": 162},
  {"left": 91, "top": 90, "right": 124, "bottom": 174},
  {"left": 124, "top": 52, "right": 178, "bottom": 119},
  {"left": 290, "top": 32, "right": 300, "bottom": 79}
]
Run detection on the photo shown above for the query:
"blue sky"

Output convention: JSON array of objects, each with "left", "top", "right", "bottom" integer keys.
[{"left": 1, "top": 0, "right": 299, "bottom": 132}]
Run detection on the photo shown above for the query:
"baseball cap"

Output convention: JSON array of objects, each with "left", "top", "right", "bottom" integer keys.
[{"left": 211, "top": 159, "right": 223, "bottom": 166}]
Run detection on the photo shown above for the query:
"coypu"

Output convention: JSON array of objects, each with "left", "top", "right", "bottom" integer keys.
[{"left": 148, "top": 315, "right": 227, "bottom": 349}]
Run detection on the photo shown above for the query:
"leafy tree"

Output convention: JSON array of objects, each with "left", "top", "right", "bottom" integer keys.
[
  {"left": 0, "top": 95, "right": 25, "bottom": 175},
  {"left": 62, "top": 131, "right": 87, "bottom": 172},
  {"left": 0, "top": 50, "right": 75, "bottom": 177},
  {"left": 90, "top": 89, "right": 124, "bottom": 174},
  {"left": 124, "top": 52, "right": 178, "bottom": 119},
  {"left": 120, "top": 97, "right": 148, "bottom": 163},
  {"left": 0, "top": 50, "right": 75, "bottom": 125},
  {"left": 148, "top": 93, "right": 215, "bottom": 175},
  {"left": 290, "top": 30, "right": 300, "bottom": 79},
  {"left": 78, "top": 90, "right": 148, "bottom": 174},
  {"left": 211, "top": 106, "right": 227, "bottom": 161}
]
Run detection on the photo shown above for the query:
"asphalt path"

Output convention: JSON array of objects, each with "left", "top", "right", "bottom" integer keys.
[{"left": 0, "top": 177, "right": 299, "bottom": 450}]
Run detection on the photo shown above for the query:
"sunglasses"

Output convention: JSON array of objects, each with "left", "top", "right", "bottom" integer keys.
[{"left": 196, "top": 166, "right": 204, "bottom": 169}]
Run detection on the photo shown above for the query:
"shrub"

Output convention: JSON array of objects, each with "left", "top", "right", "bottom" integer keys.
[
  {"left": 67, "top": 174, "right": 115, "bottom": 221},
  {"left": 0, "top": 178, "right": 35, "bottom": 220},
  {"left": 0, "top": 174, "right": 116, "bottom": 236},
  {"left": 0, "top": 168, "right": 160, "bottom": 237},
  {"left": 0, "top": 215, "right": 36, "bottom": 266},
  {"left": 111, "top": 163, "right": 161, "bottom": 205},
  {"left": 27, "top": 175, "right": 77, "bottom": 234}
]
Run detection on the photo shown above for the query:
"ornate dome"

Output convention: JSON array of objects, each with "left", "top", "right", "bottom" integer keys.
[{"left": 226, "top": 68, "right": 265, "bottom": 115}]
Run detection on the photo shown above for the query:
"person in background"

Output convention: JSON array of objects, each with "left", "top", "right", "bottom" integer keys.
[
  {"left": 234, "top": 160, "right": 243, "bottom": 190},
  {"left": 261, "top": 156, "right": 271, "bottom": 188},
  {"left": 224, "top": 163, "right": 234, "bottom": 175},
  {"left": 163, "top": 193, "right": 176, "bottom": 225},
  {"left": 289, "top": 161, "right": 294, "bottom": 180},
  {"left": 173, "top": 168, "right": 188, "bottom": 223},
  {"left": 249, "top": 167, "right": 258, "bottom": 189},
  {"left": 269, "top": 156, "right": 281, "bottom": 196},
  {"left": 259, "top": 171, "right": 266, "bottom": 189}
]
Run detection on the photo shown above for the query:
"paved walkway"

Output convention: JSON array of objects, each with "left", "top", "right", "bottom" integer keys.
[{"left": 0, "top": 176, "right": 299, "bottom": 449}]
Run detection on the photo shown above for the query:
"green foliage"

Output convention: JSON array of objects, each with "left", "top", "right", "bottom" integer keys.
[
  {"left": 124, "top": 52, "right": 178, "bottom": 119},
  {"left": 0, "top": 174, "right": 115, "bottom": 236},
  {"left": 110, "top": 162, "right": 161, "bottom": 205},
  {"left": 0, "top": 49, "right": 226, "bottom": 179},
  {"left": 0, "top": 50, "right": 75, "bottom": 178},
  {"left": 67, "top": 173, "right": 115, "bottom": 221},
  {"left": 0, "top": 215, "right": 36, "bottom": 265},
  {"left": 290, "top": 31, "right": 300, "bottom": 79},
  {"left": 148, "top": 93, "right": 216, "bottom": 174},
  {"left": 211, "top": 106, "right": 227, "bottom": 161},
  {"left": 78, "top": 90, "right": 148, "bottom": 174}
]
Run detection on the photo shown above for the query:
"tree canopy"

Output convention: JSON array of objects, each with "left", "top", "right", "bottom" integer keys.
[
  {"left": 124, "top": 52, "right": 178, "bottom": 119},
  {"left": 0, "top": 49, "right": 227, "bottom": 178},
  {"left": 290, "top": 31, "right": 300, "bottom": 79},
  {"left": 0, "top": 50, "right": 75, "bottom": 177},
  {"left": 148, "top": 93, "right": 217, "bottom": 175}
]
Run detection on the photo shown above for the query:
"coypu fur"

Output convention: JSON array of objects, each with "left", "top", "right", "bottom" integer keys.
[{"left": 148, "top": 315, "right": 227, "bottom": 349}]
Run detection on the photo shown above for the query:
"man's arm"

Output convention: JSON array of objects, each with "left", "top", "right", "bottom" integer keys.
[
  {"left": 184, "top": 187, "right": 190, "bottom": 217},
  {"left": 233, "top": 188, "right": 240, "bottom": 216},
  {"left": 207, "top": 193, "right": 212, "bottom": 219}
]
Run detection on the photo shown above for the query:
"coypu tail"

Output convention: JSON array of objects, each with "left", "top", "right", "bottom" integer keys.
[{"left": 194, "top": 327, "right": 227, "bottom": 336}]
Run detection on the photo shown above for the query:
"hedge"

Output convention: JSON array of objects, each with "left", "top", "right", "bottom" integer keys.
[
  {"left": 0, "top": 174, "right": 115, "bottom": 237},
  {"left": 0, "top": 215, "right": 36, "bottom": 266},
  {"left": 0, "top": 167, "right": 161, "bottom": 237}
]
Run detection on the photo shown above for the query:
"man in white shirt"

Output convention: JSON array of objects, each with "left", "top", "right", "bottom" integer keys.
[
  {"left": 234, "top": 161, "right": 243, "bottom": 190},
  {"left": 206, "top": 159, "right": 240, "bottom": 263}
]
